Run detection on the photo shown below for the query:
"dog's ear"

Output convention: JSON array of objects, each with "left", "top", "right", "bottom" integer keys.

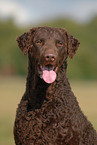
[
  {"left": 67, "top": 32, "right": 80, "bottom": 58},
  {"left": 16, "top": 28, "right": 36, "bottom": 55},
  {"left": 60, "top": 28, "right": 80, "bottom": 58},
  {"left": 16, "top": 32, "right": 29, "bottom": 55}
]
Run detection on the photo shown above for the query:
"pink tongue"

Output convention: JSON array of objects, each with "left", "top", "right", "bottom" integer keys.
[{"left": 43, "top": 70, "right": 56, "bottom": 84}]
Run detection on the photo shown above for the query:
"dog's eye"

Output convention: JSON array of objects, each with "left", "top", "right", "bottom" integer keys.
[
  {"left": 56, "top": 40, "right": 63, "bottom": 47},
  {"left": 35, "top": 40, "right": 43, "bottom": 45}
]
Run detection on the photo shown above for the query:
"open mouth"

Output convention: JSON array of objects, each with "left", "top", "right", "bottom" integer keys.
[{"left": 37, "top": 64, "right": 58, "bottom": 84}]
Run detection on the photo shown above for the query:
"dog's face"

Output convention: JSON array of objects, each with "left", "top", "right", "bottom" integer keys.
[
  {"left": 17, "top": 27, "right": 79, "bottom": 84},
  {"left": 32, "top": 28, "right": 67, "bottom": 83}
]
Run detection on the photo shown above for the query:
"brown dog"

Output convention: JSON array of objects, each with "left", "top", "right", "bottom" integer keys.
[{"left": 14, "top": 27, "right": 97, "bottom": 145}]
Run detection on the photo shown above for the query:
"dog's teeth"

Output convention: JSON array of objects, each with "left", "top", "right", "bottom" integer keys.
[
  {"left": 55, "top": 67, "right": 58, "bottom": 72},
  {"left": 40, "top": 65, "right": 43, "bottom": 70}
]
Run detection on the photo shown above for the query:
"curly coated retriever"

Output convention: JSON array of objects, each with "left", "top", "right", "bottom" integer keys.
[{"left": 14, "top": 26, "right": 97, "bottom": 145}]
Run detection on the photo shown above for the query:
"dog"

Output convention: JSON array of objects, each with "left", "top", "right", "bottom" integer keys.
[{"left": 14, "top": 26, "right": 97, "bottom": 145}]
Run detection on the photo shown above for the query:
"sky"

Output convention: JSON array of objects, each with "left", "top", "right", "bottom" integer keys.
[{"left": 0, "top": 0, "right": 97, "bottom": 27}]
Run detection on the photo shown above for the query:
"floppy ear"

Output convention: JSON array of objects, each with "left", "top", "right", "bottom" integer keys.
[
  {"left": 16, "top": 28, "right": 36, "bottom": 55},
  {"left": 66, "top": 31, "right": 80, "bottom": 58},
  {"left": 16, "top": 32, "right": 29, "bottom": 55}
]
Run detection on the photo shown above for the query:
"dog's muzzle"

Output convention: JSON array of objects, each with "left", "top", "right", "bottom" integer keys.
[{"left": 37, "top": 63, "right": 58, "bottom": 84}]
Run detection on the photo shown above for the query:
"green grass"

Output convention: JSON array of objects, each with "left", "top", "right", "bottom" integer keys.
[{"left": 0, "top": 76, "right": 97, "bottom": 145}]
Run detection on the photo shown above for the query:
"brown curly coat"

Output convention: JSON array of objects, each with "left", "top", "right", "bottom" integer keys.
[{"left": 14, "top": 27, "right": 97, "bottom": 145}]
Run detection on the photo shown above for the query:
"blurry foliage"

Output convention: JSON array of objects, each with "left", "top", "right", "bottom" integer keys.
[
  {"left": 0, "top": 17, "right": 97, "bottom": 79},
  {"left": 0, "top": 20, "right": 28, "bottom": 75}
]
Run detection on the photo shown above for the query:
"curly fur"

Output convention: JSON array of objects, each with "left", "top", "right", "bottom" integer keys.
[{"left": 14, "top": 27, "right": 97, "bottom": 145}]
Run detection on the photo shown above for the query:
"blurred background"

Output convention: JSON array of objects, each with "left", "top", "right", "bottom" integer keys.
[{"left": 0, "top": 0, "right": 97, "bottom": 144}]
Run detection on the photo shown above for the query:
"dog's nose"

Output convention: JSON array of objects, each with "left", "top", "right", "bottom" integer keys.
[{"left": 45, "top": 53, "right": 56, "bottom": 62}]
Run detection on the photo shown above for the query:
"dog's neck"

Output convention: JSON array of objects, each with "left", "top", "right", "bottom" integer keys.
[
  {"left": 25, "top": 55, "right": 49, "bottom": 110},
  {"left": 25, "top": 54, "right": 68, "bottom": 111}
]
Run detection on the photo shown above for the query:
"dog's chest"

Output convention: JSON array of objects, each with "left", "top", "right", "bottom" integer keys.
[{"left": 21, "top": 98, "right": 71, "bottom": 142}]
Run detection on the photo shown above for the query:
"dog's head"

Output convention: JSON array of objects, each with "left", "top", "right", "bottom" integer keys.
[{"left": 17, "top": 27, "right": 80, "bottom": 84}]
